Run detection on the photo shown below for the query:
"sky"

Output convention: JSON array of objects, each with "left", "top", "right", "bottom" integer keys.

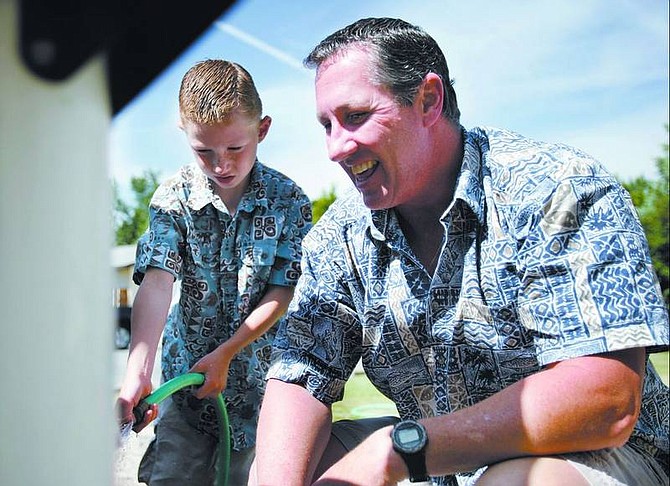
[{"left": 109, "top": 0, "right": 669, "bottom": 201}]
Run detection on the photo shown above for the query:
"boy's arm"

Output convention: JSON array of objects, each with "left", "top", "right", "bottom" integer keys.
[
  {"left": 191, "top": 284, "right": 294, "bottom": 398},
  {"left": 116, "top": 267, "right": 175, "bottom": 429},
  {"left": 253, "top": 379, "right": 334, "bottom": 485}
]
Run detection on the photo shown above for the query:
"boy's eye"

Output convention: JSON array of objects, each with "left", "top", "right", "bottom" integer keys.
[{"left": 229, "top": 146, "right": 243, "bottom": 152}]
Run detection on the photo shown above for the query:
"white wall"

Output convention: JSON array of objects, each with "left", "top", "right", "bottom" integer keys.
[{"left": 0, "top": 1, "right": 114, "bottom": 484}]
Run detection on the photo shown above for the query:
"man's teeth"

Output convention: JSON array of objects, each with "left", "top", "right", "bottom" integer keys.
[{"left": 351, "top": 160, "right": 377, "bottom": 175}]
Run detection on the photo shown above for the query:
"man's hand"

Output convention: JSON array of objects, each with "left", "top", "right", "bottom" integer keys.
[{"left": 313, "top": 426, "right": 407, "bottom": 486}]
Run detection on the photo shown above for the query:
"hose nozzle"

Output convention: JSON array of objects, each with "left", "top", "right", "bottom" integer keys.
[{"left": 131, "top": 400, "right": 150, "bottom": 432}]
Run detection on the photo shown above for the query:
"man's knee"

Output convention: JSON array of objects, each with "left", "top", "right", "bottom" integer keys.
[
  {"left": 312, "top": 433, "right": 349, "bottom": 480},
  {"left": 247, "top": 437, "right": 344, "bottom": 486},
  {"left": 476, "top": 457, "right": 588, "bottom": 486}
]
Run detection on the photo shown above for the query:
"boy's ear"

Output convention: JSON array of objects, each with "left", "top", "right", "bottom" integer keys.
[{"left": 258, "top": 115, "right": 272, "bottom": 142}]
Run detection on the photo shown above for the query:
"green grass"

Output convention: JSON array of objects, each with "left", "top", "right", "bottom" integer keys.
[
  {"left": 334, "top": 351, "right": 669, "bottom": 421},
  {"left": 650, "top": 351, "right": 669, "bottom": 385},
  {"left": 332, "top": 372, "right": 397, "bottom": 422}
]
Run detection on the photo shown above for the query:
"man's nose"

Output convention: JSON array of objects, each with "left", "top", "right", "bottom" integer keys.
[{"left": 327, "top": 126, "right": 357, "bottom": 162}]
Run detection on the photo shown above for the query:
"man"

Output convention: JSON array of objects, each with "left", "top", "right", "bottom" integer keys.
[{"left": 253, "top": 18, "right": 669, "bottom": 485}]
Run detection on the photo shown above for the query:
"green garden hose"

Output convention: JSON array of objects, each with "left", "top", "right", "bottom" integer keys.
[{"left": 132, "top": 372, "right": 230, "bottom": 486}]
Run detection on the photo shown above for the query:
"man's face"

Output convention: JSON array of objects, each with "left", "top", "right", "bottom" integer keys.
[{"left": 315, "top": 49, "right": 430, "bottom": 210}]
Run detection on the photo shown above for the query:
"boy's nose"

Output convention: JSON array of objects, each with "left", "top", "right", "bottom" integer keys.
[{"left": 212, "top": 156, "right": 230, "bottom": 173}]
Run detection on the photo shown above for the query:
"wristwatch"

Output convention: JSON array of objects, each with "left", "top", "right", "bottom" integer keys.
[{"left": 391, "top": 419, "right": 430, "bottom": 483}]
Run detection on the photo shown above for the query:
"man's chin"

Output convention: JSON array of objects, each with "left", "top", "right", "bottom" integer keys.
[{"left": 359, "top": 191, "right": 390, "bottom": 211}]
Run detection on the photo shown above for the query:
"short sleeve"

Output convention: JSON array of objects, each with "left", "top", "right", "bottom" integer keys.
[
  {"left": 133, "top": 183, "right": 186, "bottom": 284},
  {"left": 268, "top": 188, "right": 312, "bottom": 287},
  {"left": 516, "top": 175, "right": 669, "bottom": 365},
  {"left": 267, "top": 218, "right": 363, "bottom": 406}
]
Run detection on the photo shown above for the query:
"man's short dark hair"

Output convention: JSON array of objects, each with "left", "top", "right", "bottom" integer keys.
[{"left": 304, "top": 17, "right": 460, "bottom": 123}]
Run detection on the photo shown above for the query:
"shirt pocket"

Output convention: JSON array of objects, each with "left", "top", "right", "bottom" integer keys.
[
  {"left": 238, "top": 239, "right": 278, "bottom": 295},
  {"left": 242, "top": 239, "right": 277, "bottom": 267}
]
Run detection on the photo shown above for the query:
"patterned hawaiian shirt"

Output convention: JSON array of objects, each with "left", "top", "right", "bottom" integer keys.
[
  {"left": 134, "top": 161, "right": 312, "bottom": 450},
  {"left": 268, "top": 127, "right": 669, "bottom": 483}
]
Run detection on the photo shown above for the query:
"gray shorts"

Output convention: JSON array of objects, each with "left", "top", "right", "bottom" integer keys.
[
  {"left": 138, "top": 397, "right": 254, "bottom": 486},
  {"left": 329, "top": 417, "right": 668, "bottom": 486},
  {"left": 331, "top": 416, "right": 400, "bottom": 450}
]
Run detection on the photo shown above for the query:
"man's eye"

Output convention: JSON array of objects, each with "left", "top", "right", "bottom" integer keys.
[
  {"left": 229, "top": 146, "right": 243, "bottom": 152},
  {"left": 347, "top": 112, "right": 368, "bottom": 124}
]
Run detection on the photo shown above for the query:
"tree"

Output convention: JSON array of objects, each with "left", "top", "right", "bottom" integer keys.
[
  {"left": 311, "top": 185, "right": 338, "bottom": 224},
  {"left": 622, "top": 125, "right": 669, "bottom": 306},
  {"left": 113, "top": 170, "right": 161, "bottom": 245}
]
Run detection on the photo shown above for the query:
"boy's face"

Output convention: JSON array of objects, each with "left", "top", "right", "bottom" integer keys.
[{"left": 181, "top": 110, "right": 271, "bottom": 200}]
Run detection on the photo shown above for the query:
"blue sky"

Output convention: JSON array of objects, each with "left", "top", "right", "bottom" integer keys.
[{"left": 109, "top": 0, "right": 669, "bottom": 201}]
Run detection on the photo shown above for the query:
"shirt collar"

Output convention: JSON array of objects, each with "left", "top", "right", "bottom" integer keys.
[
  {"left": 451, "top": 127, "right": 487, "bottom": 225},
  {"left": 238, "top": 162, "right": 270, "bottom": 213},
  {"left": 369, "top": 209, "right": 388, "bottom": 241},
  {"left": 187, "top": 161, "right": 268, "bottom": 213},
  {"left": 187, "top": 166, "right": 218, "bottom": 211},
  {"left": 367, "top": 127, "right": 487, "bottom": 241}
]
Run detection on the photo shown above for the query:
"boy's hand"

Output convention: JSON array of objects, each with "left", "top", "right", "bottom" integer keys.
[
  {"left": 190, "top": 345, "right": 233, "bottom": 399},
  {"left": 116, "top": 375, "right": 158, "bottom": 432}
]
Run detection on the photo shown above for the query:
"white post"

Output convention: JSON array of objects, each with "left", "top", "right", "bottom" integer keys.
[{"left": 0, "top": 1, "right": 114, "bottom": 484}]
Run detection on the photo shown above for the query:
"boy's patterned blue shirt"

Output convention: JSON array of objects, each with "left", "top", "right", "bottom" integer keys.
[
  {"left": 134, "top": 161, "right": 312, "bottom": 450},
  {"left": 269, "top": 127, "right": 669, "bottom": 481}
]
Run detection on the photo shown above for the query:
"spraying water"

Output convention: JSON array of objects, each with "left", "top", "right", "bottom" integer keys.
[
  {"left": 117, "top": 421, "right": 133, "bottom": 449},
  {"left": 115, "top": 421, "right": 150, "bottom": 485},
  {"left": 115, "top": 421, "right": 134, "bottom": 484}
]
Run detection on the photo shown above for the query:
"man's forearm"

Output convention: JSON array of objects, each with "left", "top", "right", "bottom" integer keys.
[{"left": 422, "top": 348, "right": 645, "bottom": 476}]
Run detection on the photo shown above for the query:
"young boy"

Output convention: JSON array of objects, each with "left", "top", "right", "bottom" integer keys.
[{"left": 116, "top": 59, "right": 312, "bottom": 484}]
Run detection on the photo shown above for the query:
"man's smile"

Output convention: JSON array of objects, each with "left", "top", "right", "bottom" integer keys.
[{"left": 351, "top": 160, "right": 378, "bottom": 176}]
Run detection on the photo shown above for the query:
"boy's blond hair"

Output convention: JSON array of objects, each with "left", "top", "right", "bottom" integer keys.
[{"left": 178, "top": 59, "right": 262, "bottom": 124}]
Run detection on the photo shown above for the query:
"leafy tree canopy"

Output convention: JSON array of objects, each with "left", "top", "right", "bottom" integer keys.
[
  {"left": 311, "top": 185, "right": 338, "bottom": 224},
  {"left": 622, "top": 124, "right": 669, "bottom": 306},
  {"left": 113, "top": 170, "right": 161, "bottom": 245}
]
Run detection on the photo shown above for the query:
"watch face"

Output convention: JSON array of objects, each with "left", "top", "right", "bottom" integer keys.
[
  {"left": 392, "top": 420, "right": 427, "bottom": 454},
  {"left": 397, "top": 427, "right": 421, "bottom": 446}
]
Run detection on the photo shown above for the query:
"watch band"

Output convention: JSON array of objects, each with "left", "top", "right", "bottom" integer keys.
[{"left": 404, "top": 450, "right": 429, "bottom": 482}]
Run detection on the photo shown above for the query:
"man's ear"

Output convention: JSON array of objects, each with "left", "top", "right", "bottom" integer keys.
[
  {"left": 258, "top": 115, "right": 272, "bottom": 142},
  {"left": 419, "top": 73, "right": 444, "bottom": 127}
]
